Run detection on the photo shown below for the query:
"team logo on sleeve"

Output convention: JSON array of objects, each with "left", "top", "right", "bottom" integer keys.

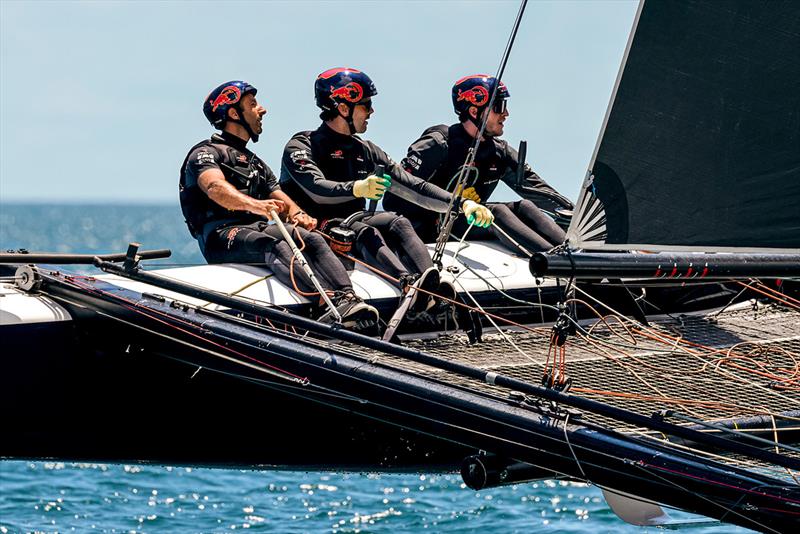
[
  {"left": 290, "top": 149, "right": 310, "bottom": 167},
  {"left": 196, "top": 150, "right": 215, "bottom": 164},
  {"left": 290, "top": 149, "right": 307, "bottom": 162}
]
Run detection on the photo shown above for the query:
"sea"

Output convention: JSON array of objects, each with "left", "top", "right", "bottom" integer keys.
[{"left": 0, "top": 204, "right": 750, "bottom": 533}]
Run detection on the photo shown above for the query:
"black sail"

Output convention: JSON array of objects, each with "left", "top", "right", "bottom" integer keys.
[{"left": 568, "top": 0, "right": 800, "bottom": 252}]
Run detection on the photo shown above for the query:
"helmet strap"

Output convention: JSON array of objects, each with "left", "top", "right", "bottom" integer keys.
[
  {"left": 468, "top": 107, "right": 487, "bottom": 135},
  {"left": 338, "top": 104, "right": 356, "bottom": 135},
  {"left": 232, "top": 104, "right": 259, "bottom": 143}
]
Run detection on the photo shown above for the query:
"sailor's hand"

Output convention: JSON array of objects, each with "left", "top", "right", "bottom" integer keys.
[
  {"left": 454, "top": 183, "right": 481, "bottom": 202},
  {"left": 461, "top": 186, "right": 481, "bottom": 203},
  {"left": 291, "top": 211, "right": 317, "bottom": 230},
  {"left": 462, "top": 200, "right": 494, "bottom": 228},
  {"left": 256, "top": 199, "right": 286, "bottom": 220},
  {"left": 353, "top": 174, "right": 392, "bottom": 200}
]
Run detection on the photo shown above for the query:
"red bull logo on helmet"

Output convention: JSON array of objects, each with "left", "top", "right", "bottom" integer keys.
[
  {"left": 210, "top": 85, "right": 242, "bottom": 112},
  {"left": 457, "top": 85, "right": 490, "bottom": 106},
  {"left": 330, "top": 82, "right": 364, "bottom": 103}
]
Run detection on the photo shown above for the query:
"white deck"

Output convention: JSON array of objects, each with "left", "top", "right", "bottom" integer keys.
[
  {"left": 100, "top": 241, "right": 552, "bottom": 310},
  {"left": 0, "top": 241, "right": 552, "bottom": 321},
  {"left": 0, "top": 283, "right": 71, "bottom": 325}
]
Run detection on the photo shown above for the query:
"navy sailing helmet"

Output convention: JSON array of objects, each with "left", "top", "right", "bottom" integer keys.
[
  {"left": 203, "top": 80, "right": 258, "bottom": 129},
  {"left": 452, "top": 74, "right": 510, "bottom": 118},
  {"left": 314, "top": 68, "right": 377, "bottom": 111}
]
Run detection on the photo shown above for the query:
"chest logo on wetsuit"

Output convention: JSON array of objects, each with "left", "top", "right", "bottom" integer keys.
[
  {"left": 236, "top": 154, "right": 248, "bottom": 163},
  {"left": 331, "top": 150, "right": 344, "bottom": 159}
]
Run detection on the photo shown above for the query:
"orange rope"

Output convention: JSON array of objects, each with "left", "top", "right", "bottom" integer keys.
[
  {"left": 736, "top": 280, "right": 800, "bottom": 310},
  {"left": 288, "top": 224, "right": 333, "bottom": 299}
]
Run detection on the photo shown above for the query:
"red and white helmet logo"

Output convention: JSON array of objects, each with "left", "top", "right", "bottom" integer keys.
[{"left": 210, "top": 85, "right": 242, "bottom": 112}]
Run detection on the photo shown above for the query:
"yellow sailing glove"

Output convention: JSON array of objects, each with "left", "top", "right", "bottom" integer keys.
[
  {"left": 461, "top": 186, "right": 481, "bottom": 203},
  {"left": 353, "top": 174, "right": 392, "bottom": 200},
  {"left": 453, "top": 183, "right": 481, "bottom": 203},
  {"left": 462, "top": 200, "right": 494, "bottom": 228}
]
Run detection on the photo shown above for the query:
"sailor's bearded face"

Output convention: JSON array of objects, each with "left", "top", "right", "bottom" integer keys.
[{"left": 483, "top": 106, "right": 508, "bottom": 137}]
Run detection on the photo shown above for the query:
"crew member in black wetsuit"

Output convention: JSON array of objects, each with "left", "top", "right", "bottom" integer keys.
[
  {"left": 179, "top": 80, "right": 378, "bottom": 330},
  {"left": 383, "top": 74, "right": 574, "bottom": 254},
  {"left": 280, "top": 68, "right": 493, "bottom": 312}
]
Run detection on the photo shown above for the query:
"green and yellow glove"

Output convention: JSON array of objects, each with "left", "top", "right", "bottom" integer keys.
[
  {"left": 462, "top": 200, "right": 494, "bottom": 228},
  {"left": 353, "top": 174, "right": 392, "bottom": 200}
]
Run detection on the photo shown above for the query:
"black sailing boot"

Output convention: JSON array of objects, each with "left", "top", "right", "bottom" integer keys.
[
  {"left": 318, "top": 289, "right": 380, "bottom": 336},
  {"left": 401, "top": 267, "right": 440, "bottom": 313},
  {"left": 428, "top": 276, "right": 458, "bottom": 327}
]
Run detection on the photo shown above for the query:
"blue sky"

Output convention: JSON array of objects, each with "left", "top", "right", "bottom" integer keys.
[{"left": 0, "top": 0, "right": 638, "bottom": 204}]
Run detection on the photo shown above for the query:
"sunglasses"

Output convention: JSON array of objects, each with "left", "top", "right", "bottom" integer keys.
[
  {"left": 491, "top": 99, "right": 508, "bottom": 114},
  {"left": 357, "top": 99, "right": 373, "bottom": 111}
]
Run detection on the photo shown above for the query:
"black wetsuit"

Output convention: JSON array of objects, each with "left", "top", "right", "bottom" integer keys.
[
  {"left": 280, "top": 123, "right": 455, "bottom": 282},
  {"left": 383, "top": 123, "right": 574, "bottom": 251},
  {"left": 179, "top": 131, "right": 351, "bottom": 294}
]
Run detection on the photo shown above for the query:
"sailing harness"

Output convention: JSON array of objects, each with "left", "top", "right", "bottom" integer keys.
[{"left": 179, "top": 133, "right": 275, "bottom": 247}]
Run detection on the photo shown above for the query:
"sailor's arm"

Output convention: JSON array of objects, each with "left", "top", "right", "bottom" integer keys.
[
  {"left": 281, "top": 135, "right": 358, "bottom": 204},
  {"left": 401, "top": 127, "right": 449, "bottom": 179},
  {"left": 369, "top": 143, "right": 453, "bottom": 213},
  {"left": 503, "top": 145, "right": 574, "bottom": 212},
  {"left": 198, "top": 169, "right": 285, "bottom": 220}
]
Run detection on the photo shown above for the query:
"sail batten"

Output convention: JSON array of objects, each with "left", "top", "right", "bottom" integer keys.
[{"left": 569, "top": 0, "right": 800, "bottom": 253}]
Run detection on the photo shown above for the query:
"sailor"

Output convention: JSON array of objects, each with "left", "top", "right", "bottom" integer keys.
[
  {"left": 179, "top": 80, "right": 379, "bottom": 330},
  {"left": 383, "top": 74, "right": 574, "bottom": 253},
  {"left": 280, "top": 68, "right": 494, "bottom": 312}
]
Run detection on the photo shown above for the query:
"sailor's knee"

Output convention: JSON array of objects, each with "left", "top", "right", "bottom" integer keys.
[
  {"left": 304, "top": 231, "right": 327, "bottom": 250},
  {"left": 490, "top": 203, "right": 513, "bottom": 219},
  {"left": 518, "top": 199, "right": 536, "bottom": 211},
  {"left": 356, "top": 225, "right": 384, "bottom": 246},
  {"left": 388, "top": 215, "right": 413, "bottom": 234}
]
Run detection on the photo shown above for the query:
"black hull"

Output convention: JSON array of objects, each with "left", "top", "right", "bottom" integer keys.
[
  {"left": 1, "top": 274, "right": 716, "bottom": 469},
  {"left": 1, "top": 314, "right": 468, "bottom": 471},
  {"left": 3, "top": 270, "right": 798, "bottom": 532}
]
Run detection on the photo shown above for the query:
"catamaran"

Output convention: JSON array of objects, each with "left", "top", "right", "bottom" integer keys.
[{"left": 2, "top": 0, "right": 799, "bottom": 531}]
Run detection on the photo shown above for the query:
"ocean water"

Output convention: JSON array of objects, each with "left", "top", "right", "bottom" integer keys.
[{"left": 0, "top": 204, "right": 750, "bottom": 533}]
